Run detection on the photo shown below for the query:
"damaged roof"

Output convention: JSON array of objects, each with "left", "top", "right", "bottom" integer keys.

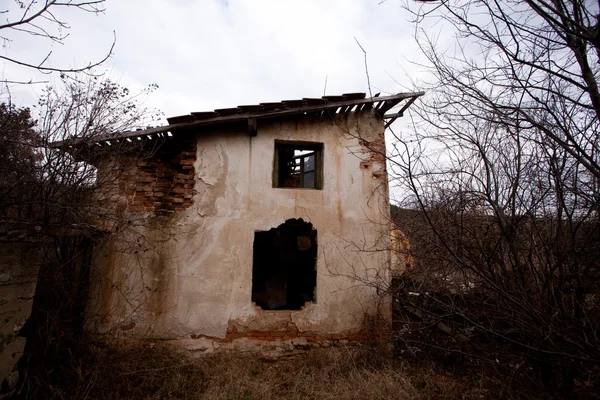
[{"left": 51, "top": 91, "right": 423, "bottom": 148}]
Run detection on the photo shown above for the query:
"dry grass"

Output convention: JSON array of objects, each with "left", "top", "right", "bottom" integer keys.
[{"left": 42, "top": 344, "right": 504, "bottom": 400}]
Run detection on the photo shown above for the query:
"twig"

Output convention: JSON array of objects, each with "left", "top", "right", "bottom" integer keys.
[
  {"left": 354, "top": 37, "right": 373, "bottom": 98},
  {"left": 2, "top": 79, "right": 49, "bottom": 85}
]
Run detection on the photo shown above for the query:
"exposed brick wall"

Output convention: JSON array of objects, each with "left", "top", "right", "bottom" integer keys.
[
  {"left": 358, "top": 132, "right": 387, "bottom": 181},
  {"left": 359, "top": 131, "right": 386, "bottom": 162},
  {"left": 104, "top": 137, "right": 197, "bottom": 215}
]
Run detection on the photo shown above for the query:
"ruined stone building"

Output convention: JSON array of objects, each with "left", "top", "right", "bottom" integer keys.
[{"left": 62, "top": 91, "right": 422, "bottom": 352}]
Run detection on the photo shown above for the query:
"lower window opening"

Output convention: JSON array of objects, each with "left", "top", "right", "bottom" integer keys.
[{"left": 251, "top": 218, "right": 317, "bottom": 310}]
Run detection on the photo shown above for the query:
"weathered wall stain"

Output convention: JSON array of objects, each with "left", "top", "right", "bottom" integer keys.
[{"left": 87, "top": 110, "right": 392, "bottom": 351}]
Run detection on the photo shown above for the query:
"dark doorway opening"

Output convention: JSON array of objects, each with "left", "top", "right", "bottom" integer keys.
[{"left": 251, "top": 218, "right": 317, "bottom": 310}]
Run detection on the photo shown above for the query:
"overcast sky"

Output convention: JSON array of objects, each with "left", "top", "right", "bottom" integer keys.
[{"left": 2, "top": 0, "right": 431, "bottom": 123}]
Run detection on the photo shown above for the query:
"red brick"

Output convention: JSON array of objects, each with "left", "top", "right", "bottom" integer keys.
[{"left": 107, "top": 139, "right": 197, "bottom": 215}]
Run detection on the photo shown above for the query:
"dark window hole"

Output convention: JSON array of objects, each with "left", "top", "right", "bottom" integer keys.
[
  {"left": 274, "top": 141, "right": 323, "bottom": 189},
  {"left": 251, "top": 218, "right": 317, "bottom": 310}
]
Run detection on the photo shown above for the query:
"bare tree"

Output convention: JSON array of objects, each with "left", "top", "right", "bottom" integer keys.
[
  {"left": 0, "top": 76, "right": 161, "bottom": 398},
  {"left": 403, "top": 0, "right": 600, "bottom": 179},
  {"left": 0, "top": 0, "right": 115, "bottom": 84},
  {"left": 382, "top": 0, "right": 600, "bottom": 396},
  {"left": 0, "top": 76, "right": 159, "bottom": 225}
]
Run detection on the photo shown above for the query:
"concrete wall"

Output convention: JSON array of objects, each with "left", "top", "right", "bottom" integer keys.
[
  {"left": 0, "top": 228, "right": 95, "bottom": 395},
  {"left": 86, "top": 110, "right": 392, "bottom": 351},
  {"left": 0, "top": 233, "right": 43, "bottom": 394}
]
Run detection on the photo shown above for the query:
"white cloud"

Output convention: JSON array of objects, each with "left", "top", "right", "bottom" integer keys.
[{"left": 2, "top": 0, "right": 426, "bottom": 122}]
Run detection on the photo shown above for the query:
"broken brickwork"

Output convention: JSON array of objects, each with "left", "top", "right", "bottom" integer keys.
[
  {"left": 359, "top": 131, "right": 386, "bottom": 162},
  {"left": 101, "top": 137, "right": 197, "bottom": 215},
  {"left": 358, "top": 131, "right": 387, "bottom": 181}
]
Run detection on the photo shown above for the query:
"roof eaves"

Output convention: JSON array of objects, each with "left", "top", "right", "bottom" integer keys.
[{"left": 50, "top": 91, "right": 424, "bottom": 149}]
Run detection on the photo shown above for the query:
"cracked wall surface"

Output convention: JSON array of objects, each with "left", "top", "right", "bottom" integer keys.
[{"left": 86, "top": 110, "right": 392, "bottom": 351}]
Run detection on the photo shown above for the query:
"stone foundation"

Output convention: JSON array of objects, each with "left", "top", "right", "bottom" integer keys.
[
  {"left": 165, "top": 334, "right": 371, "bottom": 358},
  {"left": 169, "top": 309, "right": 391, "bottom": 356}
]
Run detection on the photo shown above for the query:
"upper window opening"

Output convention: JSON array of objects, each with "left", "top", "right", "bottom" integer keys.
[{"left": 274, "top": 141, "right": 323, "bottom": 189}]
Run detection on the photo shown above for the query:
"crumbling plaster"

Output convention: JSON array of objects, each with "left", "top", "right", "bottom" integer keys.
[{"left": 87, "top": 110, "right": 391, "bottom": 346}]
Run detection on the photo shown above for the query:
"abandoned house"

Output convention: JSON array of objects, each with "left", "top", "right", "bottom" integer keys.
[{"left": 59, "top": 91, "right": 422, "bottom": 352}]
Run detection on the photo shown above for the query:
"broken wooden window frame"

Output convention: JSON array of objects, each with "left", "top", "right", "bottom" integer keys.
[{"left": 272, "top": 140, "right": 323, "bottom": 190}]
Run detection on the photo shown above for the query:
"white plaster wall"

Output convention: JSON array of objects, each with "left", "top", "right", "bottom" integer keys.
[{"left": 87, "top": 110, "right": 391, "bottom": 341}]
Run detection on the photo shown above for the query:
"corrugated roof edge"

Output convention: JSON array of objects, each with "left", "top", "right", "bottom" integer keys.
[{"left": 50, "top": 91, "right": 424, "bottom": 149}]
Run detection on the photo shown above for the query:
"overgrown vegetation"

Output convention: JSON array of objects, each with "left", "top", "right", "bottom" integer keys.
[
  {"left": 31, "top": 344, "right": 510, "bottom": 400},
  {"left": 1, "top": 77, "right": 159, "bottom": 225},
  {"left": 4, "top": 1, "right": 600, "bottom": 398},
  {"left": 385, "top": 1, "right": 600, "bottom": 397},
  {"left": 0, "top": 77, "right": 160, "bottom": 398}
]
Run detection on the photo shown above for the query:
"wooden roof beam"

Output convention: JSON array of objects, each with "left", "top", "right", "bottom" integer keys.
[
  {"left": 383, "top": 95, "right": 420, "bottom": 128},
  {"left": 51, "top": 92, "right": 424, "bottom": 148}
]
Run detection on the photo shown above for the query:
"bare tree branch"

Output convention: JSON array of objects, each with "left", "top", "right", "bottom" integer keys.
[{"left": 0, "top": 1, "right": 113, "bottom": 83}]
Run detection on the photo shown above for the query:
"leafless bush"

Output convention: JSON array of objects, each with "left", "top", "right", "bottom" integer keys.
[
  {"left": 0, "top": 76, "right": 161, "bottom": 398},
  {"left": 389, "top": 123, "right": 600, "bottom": 395},
  {"left": 1, "top": 76, "right": 159, "bottom": 225},
  {"left": 383, "top": 0, "right": 600, "bottom": 396}
]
